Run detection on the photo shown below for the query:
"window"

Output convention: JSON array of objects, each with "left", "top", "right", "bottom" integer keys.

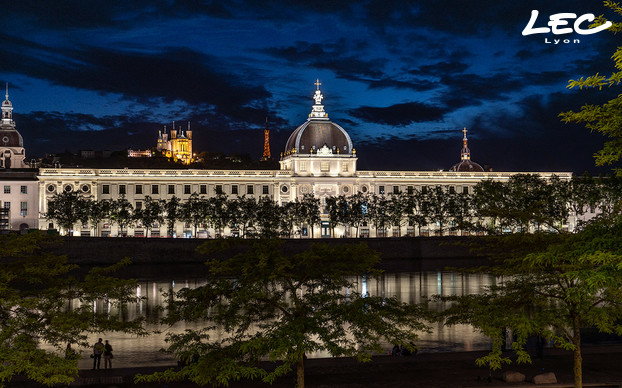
[
  {"left": 20, "top": 201, "right": 27, "bottom": 216},
  {"left": 407, "top": 186, "right": 414, "bottom": 195},
  {"left": 393, "top": 186, "right": 400, "bottom": 194},
  {"left": 247, "top": 185, "right": 254, "bottom": 195},
  {"left": 184, "top": 185, "right": 191, "bottom": 195},
  {"left": 152, "top": 185, "right": 159, "bottom": 195},
  {"left": 231, "top": 185, "right": 238, "bottom": 195},
  {"left": 4, "top": 202, "right": 9, "bottom": 209},
  {"left": 215, "top": 185, "right": 223, "bottom": 195},
  {"left": 136, "top": 201, "right": 142, "bottom": 210},
  {"left": 320, "top": 161, "right": 329, "bottom": 172},
  {"left": 197, "top": 184, "right": 206, "bottom": 194},
  {"left": 135, "top": 185, "right": 143, "bottom": 195},
  {"left": 20, "top": 186, "right": 27, "bottom": 194},
  {"left": 463, "top": 186, "right": 469, "bottom": 194},
  {"left": 119, "top": 185, "right": 126, "bottom": 195},
  {"left": 449, "top": 186, "right": 455, "bottom": 194},
  {"left": 342, "top": 163, "right": 349, "bottom": 172},
  {"left": 379, "top": 185, "right": 385, "bottom": 195},
  {"left": 102, "top": 185, "right": 110, "bottom": 194},
  {"left": 421, "top": 185, "right": 428, "bottom": 194},
  {"left": 168, "top": 185, "right": 175, "bottom": 195},
  {"left": 262, "top": 185, "right": 269, "bottom": 195},
  {"left": 300, "top": 162, "right": 307, "bottom": 172},
  {"left": 3, "top": 186, "right": 9, "bottom": 194}
]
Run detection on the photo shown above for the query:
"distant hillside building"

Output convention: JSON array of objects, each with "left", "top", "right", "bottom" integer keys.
[{"left": 157, "top": 121, "right": 193, "bottom": 164}]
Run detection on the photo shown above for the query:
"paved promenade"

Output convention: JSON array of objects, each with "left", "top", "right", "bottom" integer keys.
[{"left": 18, "top": 344, "right": 614, "bottom": 387}]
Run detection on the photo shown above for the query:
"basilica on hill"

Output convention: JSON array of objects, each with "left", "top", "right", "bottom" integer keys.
[{"left": 0, "top": 81, "right": 572, "bottom": 237}]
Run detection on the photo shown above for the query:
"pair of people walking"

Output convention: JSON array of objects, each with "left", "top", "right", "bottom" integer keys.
[{"left": 92, "top": 338, "right": 113, "bottom": 370}]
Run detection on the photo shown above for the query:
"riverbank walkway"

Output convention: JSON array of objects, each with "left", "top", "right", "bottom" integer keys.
[{"left": 18, "top": 344, "right": 622, "bottom": 387}]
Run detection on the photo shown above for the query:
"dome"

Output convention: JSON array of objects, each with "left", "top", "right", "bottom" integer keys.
[
  {"left": 450, "top": 128, "right": 484, "bottom": 172},
  {"left": 285, "top": 120, "right": 353, "bottom": 155},
  {"left": 284, "top": 80, "right": 353, "bottom": 156},
  {"left": 451, "top": 159, "right": 484, "bottom": 172},
  {"left": 0, "top": 129, "right": 24, "bottom": 147}
]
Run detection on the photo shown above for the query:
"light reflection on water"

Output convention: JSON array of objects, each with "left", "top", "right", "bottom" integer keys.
[{"left": 57, "top": 271, "right": 496, "bottom": 368}]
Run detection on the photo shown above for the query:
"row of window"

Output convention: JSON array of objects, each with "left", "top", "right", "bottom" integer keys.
[
  {"left": 3, "top": 185, "right": 28, "bottom": 194},
  {"left": 1, "top": 201, "right": 28, "bottom": 216},
  {"left": 377, "top": 185, "right": 470, "bottom": 195},
  {"left": 101, "top": 184, "right": 272, "bottom": 196},
  {"left": 86, "top": 184, "right": 472, "bottom": 196}
]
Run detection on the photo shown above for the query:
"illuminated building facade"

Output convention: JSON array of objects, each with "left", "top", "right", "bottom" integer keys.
[
  {"left": 36, "top": 82, "right": 573, "bottom": 237},
  {"left": 157, "top": 121, "right": 193, "bottom": 164}
]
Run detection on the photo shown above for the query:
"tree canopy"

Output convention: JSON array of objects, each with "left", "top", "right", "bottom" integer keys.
[
  {"left": 438, "top": 211, "right": 622, "bottom": 388},
  {"left": 560, "top": 1, "right": 622, "bottom": 175},
  {"left": 0, "top": 232, "right": 145, "bottom": 386},
  {"left": 137, "top": 239, "right": 429, "bottom": 388}
]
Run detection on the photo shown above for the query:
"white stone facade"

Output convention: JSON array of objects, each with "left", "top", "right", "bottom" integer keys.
[{"left": 36, "top": 167, "right": 573, "bottom": 237}]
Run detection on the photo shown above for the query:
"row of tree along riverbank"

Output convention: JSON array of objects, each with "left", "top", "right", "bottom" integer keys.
[{"left": 53, "top": 236, "right": 490, "bottom": 273}]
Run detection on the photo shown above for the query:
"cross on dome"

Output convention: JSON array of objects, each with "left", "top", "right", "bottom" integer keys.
[
  {"left": 309, "top": 79, "right": 328, "bottom": 119},
  {"left": 461, "top": 127, "right": 471, "bottom": 160}
]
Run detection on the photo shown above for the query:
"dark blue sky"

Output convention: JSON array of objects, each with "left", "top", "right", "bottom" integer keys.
[{"left": 1, "top": 1, "right": 618, "bottom": 173}]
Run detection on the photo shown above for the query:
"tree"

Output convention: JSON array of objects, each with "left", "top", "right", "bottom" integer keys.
[
  {"left": 347, "top": 192, "right": 370, "bottom": 238},
  {"left": 134, "top": 196, "right": 164, "bottom": 237},
  {"left": 325, "top": 195, "right": 349, "bottom": 237},
  {"left": 439, "top": 213, "right": 622, "bottom": 388},
  {"left": 180, "top": 193, "right": 208, "bottom": 237},
  {"left": 228, "top": 195, "right": 258, "bottom": 238},
  {"left": 110, "top": 195, "right": 134, "bottom": 237},
  {"left": 405, "top": 189, "right": 429, "bottom": 236},
  {"left": 45, "top": 191, "right": 88, "bottom": 235},
  {"left": 299, "top": 194, "right": 321, "bottom": 238},
  {"left": 137, "top": 239, "right": 429, "bottom": 388},
  {"left": 559, "top": 1, "right": 622, "bottom": 176},
  {"left": 425, "top": 186, "right": 451, "bottom": 236},
  {"left": 0, "top": 232, "right": 145, "bottom": 386},
  {"left": 386, "top": 193, "right": 407, "bottom": 237},
  {"left": 255, "top": 196, "right": 281, "bottom": 237},
  {"left": 164, "top": 196, "right": 181, "bottom": 237},
  {"left": 207, "top": 194, "right": 229, "bottom": 238},
  {"left": 368, "top": 194, "right": 391, "bottom": 237}
]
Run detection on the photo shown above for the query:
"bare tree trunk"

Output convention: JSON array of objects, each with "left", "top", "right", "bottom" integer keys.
[
  {"left": 573, "top": 314, "right": 583, "bottom": 388},
  {"left": 297, "top": 356, "right": 304, "bottom": 388}
]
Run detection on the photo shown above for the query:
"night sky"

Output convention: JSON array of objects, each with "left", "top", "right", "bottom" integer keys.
[{"left": 1, "top": 1, "right": 619, "bottom": 174}]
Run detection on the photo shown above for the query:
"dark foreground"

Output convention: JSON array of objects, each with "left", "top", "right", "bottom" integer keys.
[{"left": 15, "top": 344, "right": 622, "bottom": 387}]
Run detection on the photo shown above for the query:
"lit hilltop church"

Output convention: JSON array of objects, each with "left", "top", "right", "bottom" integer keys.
[
  {"left": 33, "top": 81, "right": 571, "bottom": 237},
  {"left": 156, "top": 121, "right": 193, "bottom": 164}
]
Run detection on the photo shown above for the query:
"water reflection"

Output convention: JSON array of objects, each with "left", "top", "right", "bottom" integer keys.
[{"left": 62, "top": 271, "right": 496, "bottom": 368}]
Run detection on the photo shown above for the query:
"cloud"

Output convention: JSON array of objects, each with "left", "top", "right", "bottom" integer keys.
[
  {"left": 0, "top": 35, "right": 273, "bottom": 123},
  {"left": 349, "top": 102, "right": 447, "bottom": 126}
]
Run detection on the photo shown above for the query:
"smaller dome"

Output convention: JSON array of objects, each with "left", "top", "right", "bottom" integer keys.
[
  {"left": 451, "top": 160, "right": 484, "bottom": 172},
  {"left": 450, "top": 128, "right": 484, "bottom": 172}
]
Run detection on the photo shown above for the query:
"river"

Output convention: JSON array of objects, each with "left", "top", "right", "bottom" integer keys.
[{"left": 56, "top": 271, "right": 497, "bottom": 369}]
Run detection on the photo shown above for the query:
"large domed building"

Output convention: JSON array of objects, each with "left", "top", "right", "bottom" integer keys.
[{"left": 280, "top": 80, "right": 357, "bottom": 177}]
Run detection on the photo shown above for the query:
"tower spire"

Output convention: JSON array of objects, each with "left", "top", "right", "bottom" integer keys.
[
  {"left": 461, "top": 127, "right": 471, "bottom": 160},
  {"left": 261, "top": 116, "right": 272, "bottom": 161},
  {"left": 5, "top": 82, "right": 8, "bottom": 101},
  {"left": 308, "top": 79, "right": 328, "bottom": 120}
]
